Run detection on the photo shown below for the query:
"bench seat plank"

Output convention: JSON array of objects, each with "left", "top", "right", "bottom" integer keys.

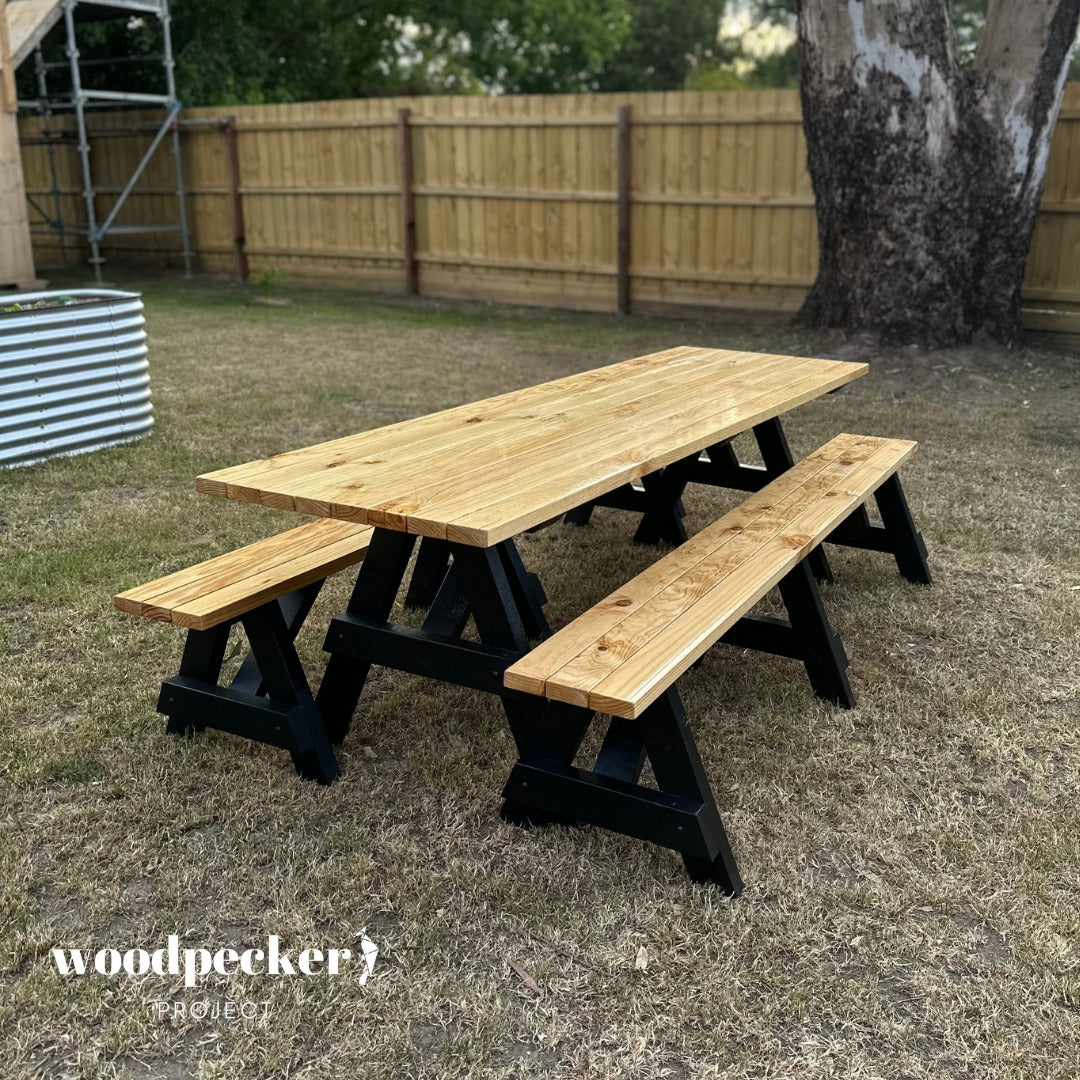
[
  {"left": 114, "top": 519, "right": 373, "bottom": 630},
  {"left": 504, "top": 434, "right": 916, "bottom": 719}
]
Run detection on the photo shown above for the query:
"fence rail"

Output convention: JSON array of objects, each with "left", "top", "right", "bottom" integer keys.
[{"left": 17, "top": 87, "right": 1080, "bottom": 330}]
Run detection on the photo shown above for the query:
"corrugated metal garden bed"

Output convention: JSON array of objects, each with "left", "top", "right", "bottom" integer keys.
[{"left": 0, "top": 288, "right": 152, "bottom": 468}]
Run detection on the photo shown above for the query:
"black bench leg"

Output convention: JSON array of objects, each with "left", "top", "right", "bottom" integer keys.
[
  {"left": 317, "top": 530, "right": 417, "bottom": 744},
  {"left": 777, "top": 560, "right": 855, "bottom": 708},
  {"left": 404, "top": 538, "right": 452, "bottom": 610},
  {"left": 754, "top": 418, "right": 834, "bottom": 584},
  {"left": 594, "top": 715, "right": 648, "bottom": 781},
  {"left": 231, "top": 580, "right": 325, "bottom": 697},
  {"left": 499, "top": 697, "right": 594, "bottom": 828},
  {"left": 875, "top": 474, "right": 933, "bottom": 585},
  {"left": 158, "top": 601, "right": 339, "bottom": 784},
  {"left": 166, "top": 624, "right": 231, "bottom": 734},
  {"left": 503, "top": 689, "right": 743, "bottom": 894},
  {"left": 642, "top": 691, "right": 743, "bottom": 895}
]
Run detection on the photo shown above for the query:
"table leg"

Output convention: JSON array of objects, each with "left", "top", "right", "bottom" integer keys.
[
  {"left": 632, "top": 454, "right": 697, "bottom": 546},
  {"left": 404, "top": 537, "right": 452, "bottom": 610},
  {"left": 317, "top": 533, "right": 551, "bottom": 757},
  {"left": 315, "top": 529, "right": 417, "bottom": 744}
]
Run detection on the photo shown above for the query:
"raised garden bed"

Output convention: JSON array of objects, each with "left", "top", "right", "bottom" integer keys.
[{"left": 0, "top": 288, "right": 152, "bottom": 468}]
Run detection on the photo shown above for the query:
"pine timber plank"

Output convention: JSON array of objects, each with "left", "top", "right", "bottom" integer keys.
[
  {"left": 115, "top": 519, "right": 372, "bottom": 630},
  {"left": 503, "top": 436, "right": 915, "bottom": 718},
  {"left": 196, "top": 349, "right": 867, "bottom": 545},
  {"left": 502, "top": 434, "right": 870, "bottom": 697}
]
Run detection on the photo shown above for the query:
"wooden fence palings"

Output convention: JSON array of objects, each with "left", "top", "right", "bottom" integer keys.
[{"left": 17, "top": 87, "right": 1080, "bottom": 328}]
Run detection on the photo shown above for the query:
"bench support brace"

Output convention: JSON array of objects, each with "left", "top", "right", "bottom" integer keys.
[
  {"left": 828, "top": 475, "right": 932, "bottom": 585},
  {"left": 776, "top": 560, "right": 855, "bottom": 708},
  {"left": 503, "top": 688, "right": 743, "bottom": 894},
  {"left": 158, "top": 580, "right": 339, "bottom": 784}
]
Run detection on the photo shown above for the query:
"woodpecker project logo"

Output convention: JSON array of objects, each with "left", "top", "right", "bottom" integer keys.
[{"left": 50, "top": 930, "right": 379, "bottom": 989}]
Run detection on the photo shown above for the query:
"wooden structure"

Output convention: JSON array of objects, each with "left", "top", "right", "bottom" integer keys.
[
  {"left": 0, "top": 0, "right": 58, "bottom": 288},
  {"left": 194, "top": 346, "right": 867, "bottom": 544},
  {"left": 18, "top": 86, "right": 1080, "bottom": 330},
  {"left": 173, "top": 345, "right": 931, "bottom": 890},
  {"left": 505, "top": 433, "right": 920, "bottom": 719}
]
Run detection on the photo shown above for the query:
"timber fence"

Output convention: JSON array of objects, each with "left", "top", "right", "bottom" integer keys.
[{"left": 17, "top": 87, "right": 1080, "bottom": 330}]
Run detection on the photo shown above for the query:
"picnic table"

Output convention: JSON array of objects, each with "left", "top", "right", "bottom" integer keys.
[
  {"left": 121, "top": 345, "right": 932, "bottom": 893},
  {"left": 195, "top": 343, "right": 867, "bottom": 730}
]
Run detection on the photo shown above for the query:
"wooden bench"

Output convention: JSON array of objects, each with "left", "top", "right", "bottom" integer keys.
[
  {"left": 502, "top": 433, "right": 931, "bottom": 893},
  {"left": 115, "top": 518, "right": 372, "bottom": 784}
]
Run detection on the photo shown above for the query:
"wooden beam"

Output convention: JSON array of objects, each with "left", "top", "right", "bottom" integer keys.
[
  {"left": 398, "top": 107, "right": 418, "bottom": 295},
  {"left": 0, "top": 1, "right": 17, "bottom": 115},
  {"left": 616, "top": 104, "right": 631, "bottom": 316}
]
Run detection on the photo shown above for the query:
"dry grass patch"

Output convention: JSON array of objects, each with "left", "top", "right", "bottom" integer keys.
[{"left": 1, "top": 275, "right": 1078, "bottom": 1078}]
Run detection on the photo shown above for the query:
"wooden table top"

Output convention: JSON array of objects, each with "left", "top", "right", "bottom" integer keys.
[{"left": 196, "top": 346, "right": 867, "bottom": 547}]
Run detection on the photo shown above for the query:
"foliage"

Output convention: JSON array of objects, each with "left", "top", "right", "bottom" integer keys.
[
  {"left": 18, "top": 0, "right": 633, "bottom": 103},
  {"left": 15, "top": 1, "right": 1077, "bottom": 104},
  {"left": 688, "top": 0, "right": 1079, "bottom": 89},
  {"left": 255, "top": 268, "right": 286, "bottom": 298},
  {"left": 592, "top": 0, "right": 727, "bottom": 91}
]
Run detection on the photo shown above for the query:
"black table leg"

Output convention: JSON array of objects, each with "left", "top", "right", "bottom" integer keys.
[
  {"left": 317, "top": 532, "right": 554, "bottom": 770},
  {"left": 564, "top": 503, "right": 595, "bottom": 527},
  {"left": 632, "top": 454, "right": 698, "bottom": 546},
  {"left": 404, "top": 537, "right": 452, "bottom": 610},
  {"left": 497, "top": 540, "right": 550, "bottom": 641},
  {"left": 316, "top": 529, "right": 417, "bottom": 744},
  {"left": 444, "top": 541, "right": 581, "bottom": 827}
]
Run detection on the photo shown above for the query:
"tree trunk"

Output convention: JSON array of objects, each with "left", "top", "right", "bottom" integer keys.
[{"left": 796, "top": 0, "right": 1080, "bottom": 346}]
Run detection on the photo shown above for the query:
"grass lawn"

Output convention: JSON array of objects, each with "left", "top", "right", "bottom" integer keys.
[{"left": 1, "top": 274, "right": 1078, "bottom": 1079}]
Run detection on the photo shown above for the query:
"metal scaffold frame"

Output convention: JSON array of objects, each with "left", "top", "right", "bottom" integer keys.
[{"left": 20, "top": 0, "right": 191, "bottom": 280}]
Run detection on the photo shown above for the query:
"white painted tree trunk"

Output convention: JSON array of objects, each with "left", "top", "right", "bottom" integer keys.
[{"left": 796, "top": 0, "right": 1080, "bottom": 345}]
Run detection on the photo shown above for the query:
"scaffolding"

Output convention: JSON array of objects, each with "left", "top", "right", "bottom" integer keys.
[{"left": 19, "top": 0, "right": 191, "bottom": 280}]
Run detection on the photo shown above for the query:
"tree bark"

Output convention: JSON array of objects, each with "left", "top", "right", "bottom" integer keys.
[{"left": 796, "top": 0, "right": 1080, "bottom": 346}]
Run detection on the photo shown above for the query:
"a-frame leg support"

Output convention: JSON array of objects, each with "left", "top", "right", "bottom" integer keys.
[
  {"left": 157, "top": 581, "right": 339, "bottom": 784},
  {"left": 826, "top": 475, "right": 932, "bottom": 585},
  {"left": 502, "top": 689, "right": 743, "bottom": 894},
  {"left": 719, "top": 557, "right": 855, "bottom": 708}
]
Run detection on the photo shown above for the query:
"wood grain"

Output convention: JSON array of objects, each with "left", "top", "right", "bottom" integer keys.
[
  {"left": 114, "top": 519, "right": 372, "bottom": 630},
  {"left": 504, "top": 434, "right": 916, "bottom": 718},
  {"left": 195, "top": 348, "right": 867, "bottom": 545}
]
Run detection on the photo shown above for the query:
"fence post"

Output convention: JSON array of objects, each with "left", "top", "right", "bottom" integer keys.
[
  {"left": 221, "top": 117, "right": 248, "bottom": 283},
  {"left": 398, "top": 107, "right": 418, "bottom": 295},
  {"left": 616, "top": 104, "right": 631, "bottom": 316}
]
